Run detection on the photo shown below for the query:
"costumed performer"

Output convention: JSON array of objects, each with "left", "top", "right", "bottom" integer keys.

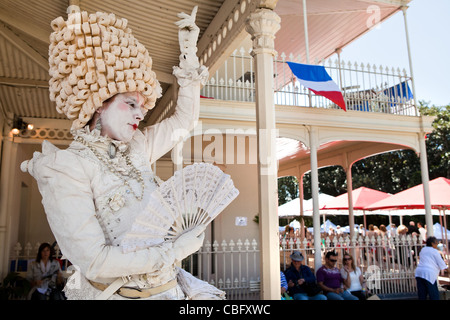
[{"left": 21, "top": 5, "right": 225, "bottom": 300}]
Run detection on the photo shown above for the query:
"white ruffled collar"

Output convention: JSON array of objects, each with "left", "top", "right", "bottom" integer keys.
[{"left": 73, "top": 127, "right": 129, "bottom": 153}]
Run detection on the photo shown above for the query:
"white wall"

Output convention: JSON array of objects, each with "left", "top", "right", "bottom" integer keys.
[{"left": 181, "top": 133, "right": 261, "bottom": 245}]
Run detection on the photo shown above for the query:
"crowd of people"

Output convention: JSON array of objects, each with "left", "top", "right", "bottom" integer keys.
[
  {"left": 280, "top": 219, "right": 448, "bottom": 300},
  {"left": 280, "top": 250, "right": 365, "bottom": 300},
  {"left": 281, "top": 220, "right": 430, "bottom": 244},
  {"left": 281, "top": 237, "right": 448, "bottom": 301}
]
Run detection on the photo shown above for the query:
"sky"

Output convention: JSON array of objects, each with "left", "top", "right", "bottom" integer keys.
[{"left": 330, "top": 0, "right": 450, "bottom": 107}]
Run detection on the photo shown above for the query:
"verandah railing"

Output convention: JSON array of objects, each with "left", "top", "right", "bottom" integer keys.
[{"left": 201, "top": 47, "right": 417, "bottom": 116}]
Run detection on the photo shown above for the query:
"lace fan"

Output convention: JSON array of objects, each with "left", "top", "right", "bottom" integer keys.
[{"left": 121, "top": 163, "right": 239, "bottom": 253}]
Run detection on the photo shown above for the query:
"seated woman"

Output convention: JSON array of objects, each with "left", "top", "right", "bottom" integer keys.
[
  {"left": 27, "top": 243, "right": 64, "bottom": 300},
  {"left": 340, "top": 253, "right": 366, "bottom": 300}
]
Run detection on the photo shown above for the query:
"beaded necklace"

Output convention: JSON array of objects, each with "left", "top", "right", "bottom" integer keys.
[{"left": 75, "top": 136, "right": 146, "bottom": 201}]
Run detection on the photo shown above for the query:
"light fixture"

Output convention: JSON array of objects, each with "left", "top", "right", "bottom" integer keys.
[
  {"left": 10, "top": 116, "right": 33, "bottom": 136},
  {"left": 11, "top": 127, "right": 20, "bottom": 135}
]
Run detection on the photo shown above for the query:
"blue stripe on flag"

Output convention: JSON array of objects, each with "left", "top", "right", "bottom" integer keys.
[
  {"left": 383, "top": 81, "right": 413, "bottom": 100},
  {"left": 286, "top": 61, "right": 332, "bottom": 82}
]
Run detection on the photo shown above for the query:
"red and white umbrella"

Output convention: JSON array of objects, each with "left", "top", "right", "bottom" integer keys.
[{"left": 365, "top": 177, "right": 450, "bottom": 210}]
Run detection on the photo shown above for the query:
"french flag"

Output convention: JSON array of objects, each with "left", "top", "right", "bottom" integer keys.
[{"left": 287, "top": 62, "right": 346, "bottom": 111}]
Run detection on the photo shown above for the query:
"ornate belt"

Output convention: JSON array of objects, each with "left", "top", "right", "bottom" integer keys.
[{"left": 89, "top": 278, "right": 177, "bottom": 299}]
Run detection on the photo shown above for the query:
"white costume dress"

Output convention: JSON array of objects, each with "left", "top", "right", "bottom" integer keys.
[{"left": 23, "top": 67, "right": 225, "bottom": 300}]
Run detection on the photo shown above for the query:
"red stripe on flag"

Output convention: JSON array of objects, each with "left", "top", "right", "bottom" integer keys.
[{"left": 309, "top": 89, "right": 346, "bottom": 111}]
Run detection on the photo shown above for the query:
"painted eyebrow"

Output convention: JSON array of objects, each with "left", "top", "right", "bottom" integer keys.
[{"left": 125, "top": 97, "right": 144, "bottom": 108}]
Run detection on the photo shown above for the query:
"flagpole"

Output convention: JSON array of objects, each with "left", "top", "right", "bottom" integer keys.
[
  {"left": 401, "top": 6, "right": 418, "bottom": 116},
  {"left": 302, "top": 0, "right": 313, "bottom": 110},
  {"left": 302, "top": 0, "right": 310, "bottom": 64},
  {"left": 303, "top": 0, "right": 320, "bottom": 273}
]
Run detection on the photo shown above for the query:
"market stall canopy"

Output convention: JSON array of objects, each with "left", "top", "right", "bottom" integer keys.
[
  {"left": 278, "top": 193, "right": 335, "bottom": 217},
  {"left": 369, "top": 208, "right": 441, "bottom": 216},
  {"left": 321, "top": 220, "right": 336, "bottom": 232},
  {"left": 307, "top": 219, "right": 337, "bottom": 234},
  {"left": 433, "top": 223, "right": 450, "bottom": 240},
  {"left": 289, "top": 219, "right": 301, "bottom": 230},
  {"left": 341, "top": 225, "right": 361, "bottom": 234},
  {"left": 365, "top": 177, "right": 450, "bottom": 210},
  {"left": 322, "top": 187, "right": 391, "bottom": 210}
]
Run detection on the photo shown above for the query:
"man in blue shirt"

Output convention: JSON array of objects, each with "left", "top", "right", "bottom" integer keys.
[{"left": 284, "top": 251, "right": 327, "bottom": 300}]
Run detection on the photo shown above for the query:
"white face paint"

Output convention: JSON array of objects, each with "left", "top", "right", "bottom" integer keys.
[{"left": 99, "top": 92, "right": 146, "bottom": 142}]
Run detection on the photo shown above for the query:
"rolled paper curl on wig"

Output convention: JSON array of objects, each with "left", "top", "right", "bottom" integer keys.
[{"left": 49, "top": 10, "right": 162, "bottom": 131}]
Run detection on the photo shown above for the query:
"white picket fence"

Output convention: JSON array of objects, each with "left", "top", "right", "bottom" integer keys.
[
  {"left": 201, "top": 47, "right": 417, "bottom": 116},
  {"left": 10, "top": 234, "right": 426, "bottom": 299},
  {"left": 185, "top": 234, "right": 425, "bottom": 299},
  {"left": 182, "top": 239, "right": 261, "bottom": 300},
  {"left": 280, "top": 233, "right": 425, "bottom": 297},
  {"left": 8, "top": 239, "right": 262, "bottom": 300}
]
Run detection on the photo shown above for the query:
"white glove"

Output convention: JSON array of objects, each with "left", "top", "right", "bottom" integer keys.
[
  {"left": 173, "top": 226, "right": 205, "bottom": 262},
  {"left": 175, "top": 6, "right": 200, "bottom": 70}
]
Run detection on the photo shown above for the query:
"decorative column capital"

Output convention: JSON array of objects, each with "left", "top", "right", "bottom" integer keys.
[{"left": 245, "top": 8, "right": 281, "bottom": 57}]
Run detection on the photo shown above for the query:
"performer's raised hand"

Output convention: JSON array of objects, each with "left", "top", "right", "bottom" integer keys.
[{"left": 175, "top": 6, "right": 200, "bottom": 70}]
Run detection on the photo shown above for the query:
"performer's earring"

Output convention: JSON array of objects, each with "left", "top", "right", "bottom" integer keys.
[{"left": 95, "top": 118, "right": 102, "bottom": 132}]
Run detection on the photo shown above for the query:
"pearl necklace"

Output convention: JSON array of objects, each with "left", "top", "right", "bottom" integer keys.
[{"left": 75, "top": 136, "right": 146, "bottom": 201}]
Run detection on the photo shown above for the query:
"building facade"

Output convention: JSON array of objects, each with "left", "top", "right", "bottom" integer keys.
[{"left": 0, "top": 0, "right": 435, "bottom": 299}]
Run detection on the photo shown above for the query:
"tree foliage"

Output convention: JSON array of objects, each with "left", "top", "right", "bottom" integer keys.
[
  {"left": 419, "top": 102, "right": 450, "bottom": 179},
  {"left": 278, "top": 176, "right": 299, "bottom": 206}
]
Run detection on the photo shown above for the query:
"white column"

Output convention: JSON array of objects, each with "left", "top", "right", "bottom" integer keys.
[
  {"left": 298, "top": 173, "right": 305, "bottom": 239},
  {"left": 309, "top": 127, "right": 322, "bottom": 273},
  {"left": 403, "top": 5, "right": 433, "bottom": 236},
  {"left": 0, "top": 139, "right": 18, "bottom": 278},
  {"left": 418, "top": 133, "right": 433, "bottom": 236},
  {"left": 346, "top": 166, "right": 355, "bottom": 239},
  {"left": 245, "top": 7, "right": 281, "bottom": 300}
]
